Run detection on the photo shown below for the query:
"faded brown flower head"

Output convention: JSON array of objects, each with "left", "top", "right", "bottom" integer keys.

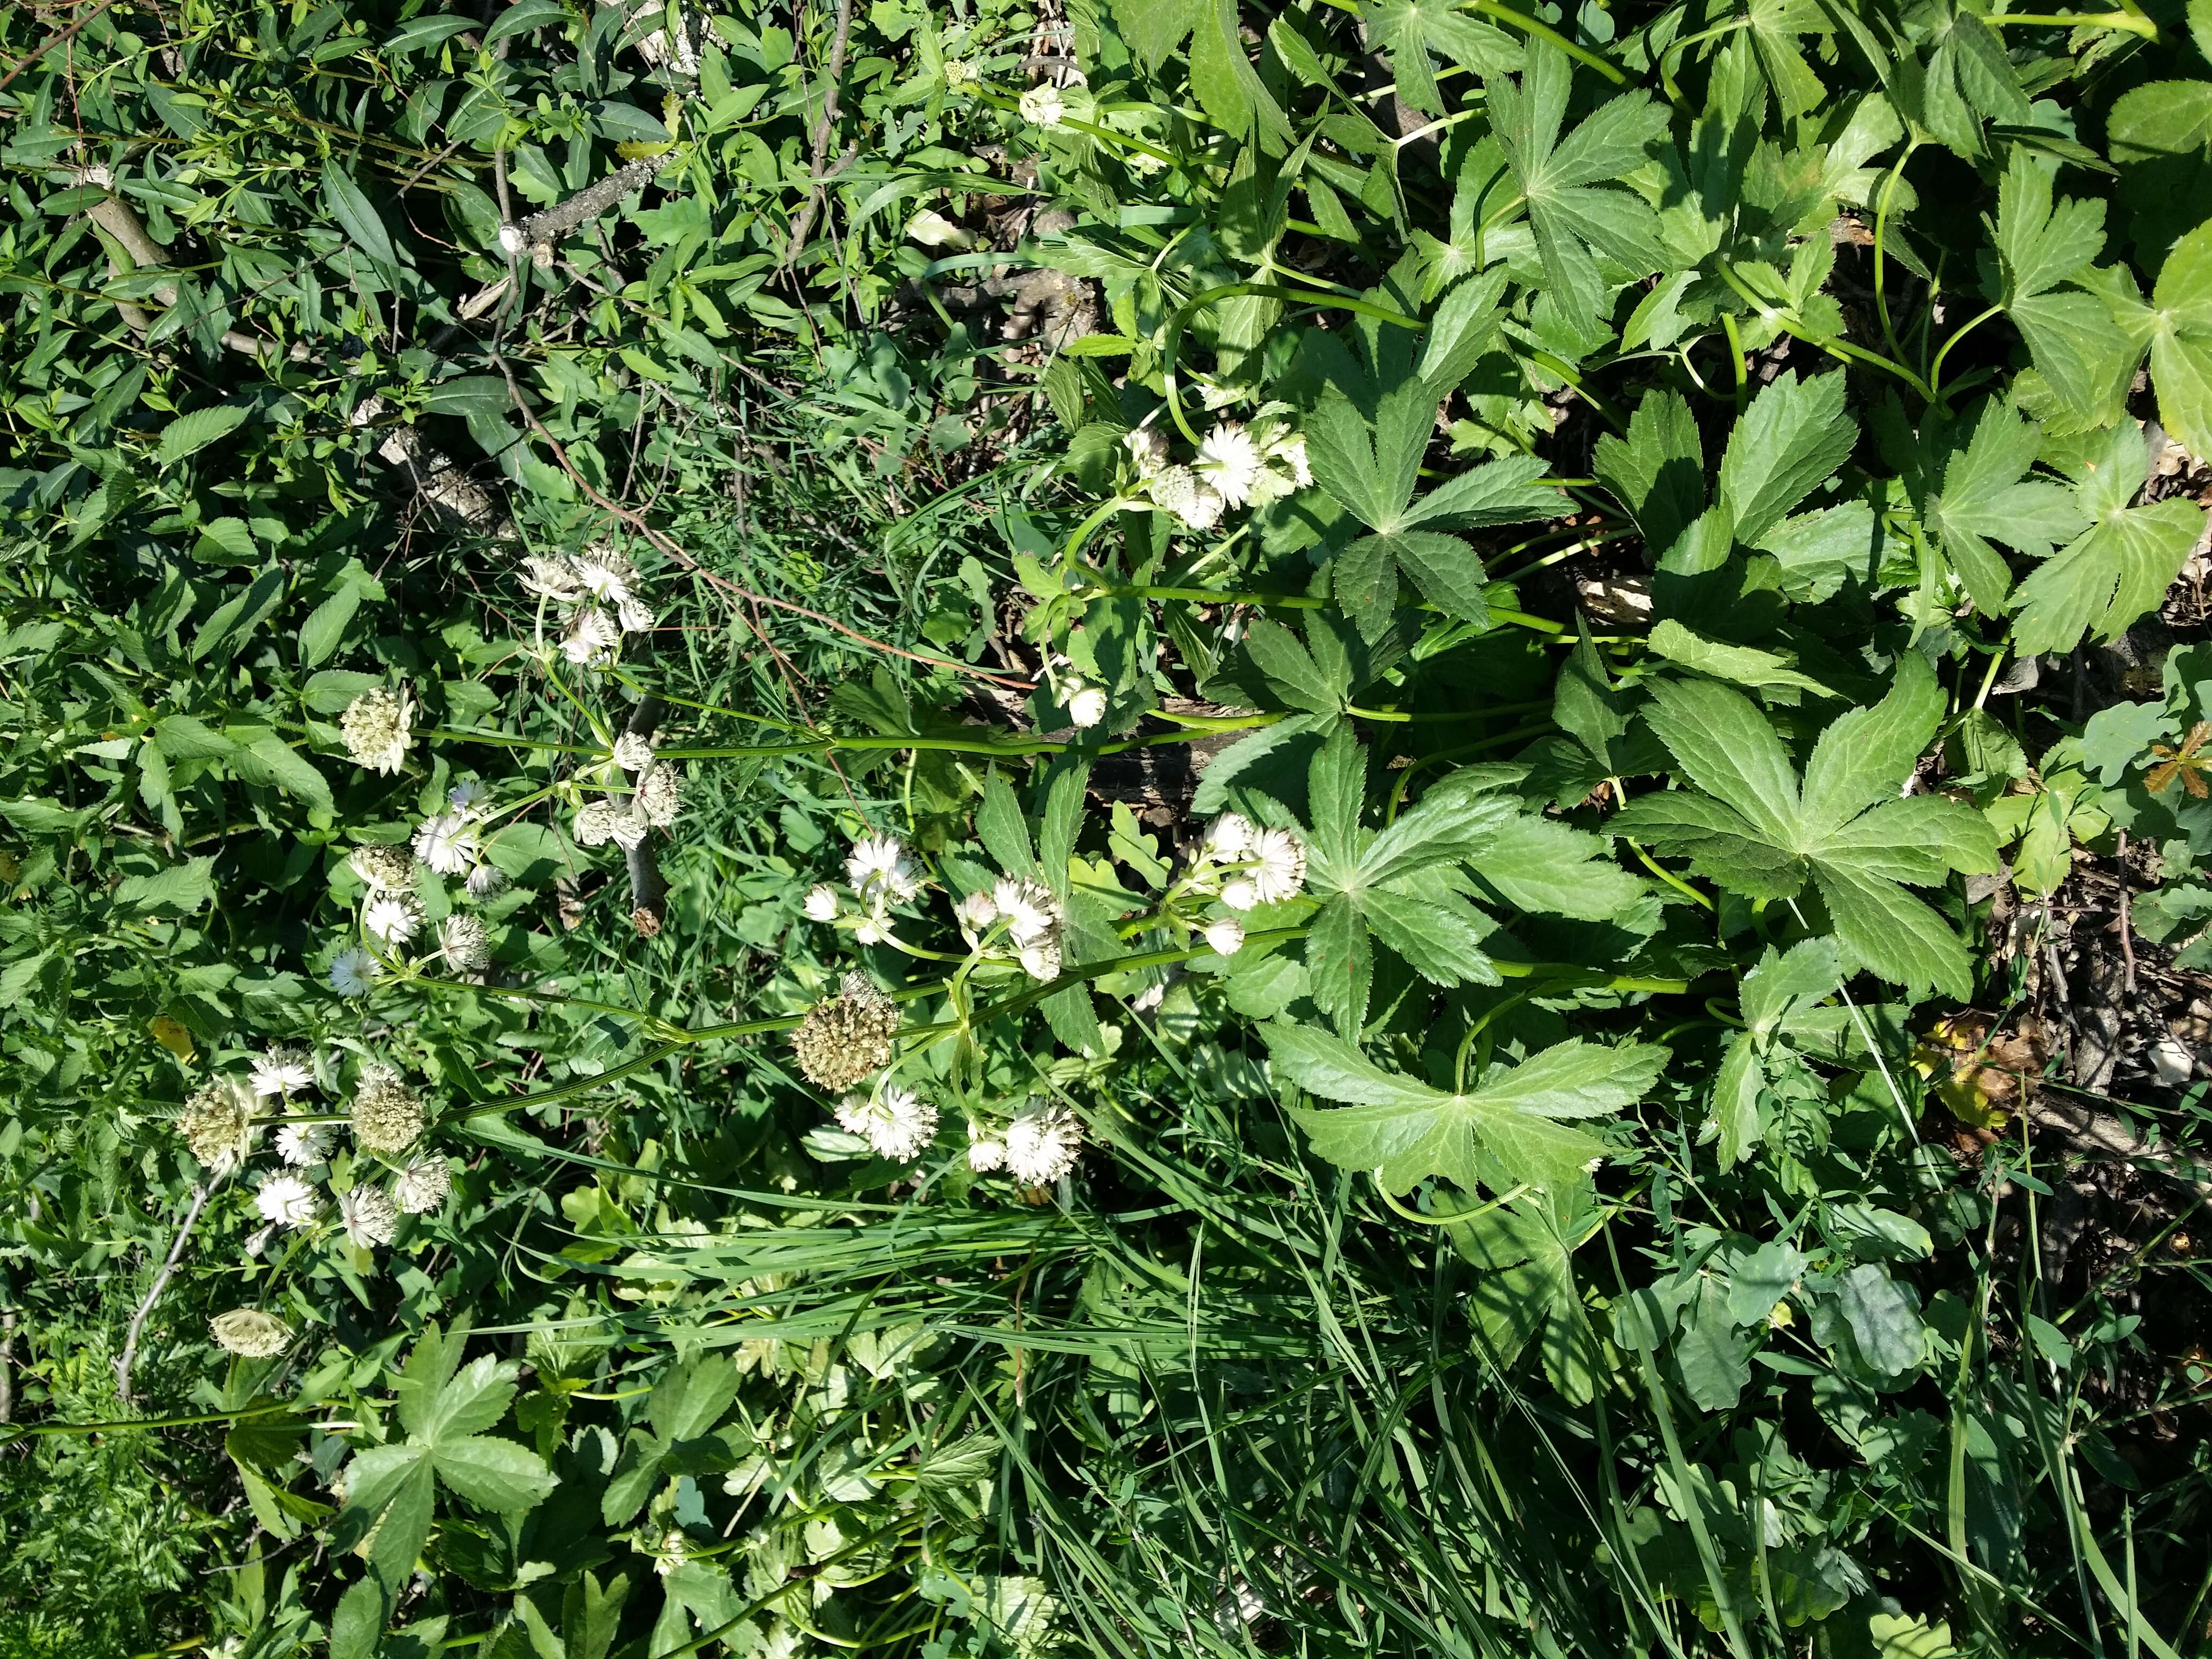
[
  {"left": 210, "top": 1307, "right": 292, "bottom": 1358},
  {"left": 636, "top": 761, "right": 682, "bottom": 827},
  {"left": 178, "top": 1077, "right": 255, "bottom": 1170},
  {"left": 351, "top": 1060, "right": 426, "bottom": 1154},
  {"left": 791, "top": 973, "right": 900, "bottom": 1092}
]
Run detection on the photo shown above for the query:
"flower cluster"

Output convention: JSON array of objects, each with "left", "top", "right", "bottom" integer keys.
[
  {"left": 1039, "top": 652, "right": 1108, "bottom": 730},
  {"left": 791, "top": 973, "right": 902, "bottom": 1092},
  {"left": 1186, "top": 812, "right": 1307, "bottom": 912},
  {"left": 520, "top": 544, "right": 654, "bottom": 669},
  {"left": 1123, "top": 415, "right": 1310, "bottom": 530},
  {"left": 340, "top": 685, "right": 412, "bottom": 774},
  {"left": 835, "top": 1081, "right": 940, "bottom": 1161},
  {"left": 210, "top": 1307, "right": 292, "bottom": 1359},
  {"left": 967, "top": 1102, "right": 1083, "bottom": 1186},
  {"left": 803, "top": 831, "right": 929, "bottom": 945},
  {"left": 954, "top": 876, "right": 1068, "bottom": 982},
  {"left": 328, "top": 778, "right": 518, "bottom": 998}
]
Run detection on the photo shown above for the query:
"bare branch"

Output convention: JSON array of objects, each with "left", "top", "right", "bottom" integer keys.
[{"left": 114, "top": 1178, "right": 220, "bottom": 1407}]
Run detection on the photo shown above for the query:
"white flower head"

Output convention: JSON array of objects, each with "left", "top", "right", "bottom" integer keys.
[
  {"left": 603, "top": 804, "right": 648, "bottom": 850},
  {"left": 1267, "top": 429, "right": 1312, "bottom": 488},
  {"left": 852, "top": 899, "right": 893, "bottom": 946},
  {"left": 439, "top": 912, "right": 492, "bottom": 973},
  {"left": 954, "top": 889, "right": 999, "bottom": 931},
  {"left": 636, "top": 761, "right": 682, "bottom": 827},
  {"left": 574, "top": 801, "right": 619, "bottom": 847},
  {"left": 394, "top": 1156, "right": 452, "bottom": 1214},
  {"left": 1018, "top": 937, "right": 1063, "bottom": 982},
  {"left": 275, "top": 1121, "right": 335, "bottom": 1167},
  {"left": 653, "top": 1529, "right": 689, "bottom": 1578},
  {"left": 1124, "top": 424, "right": 1171, "bottom": 477},
  {"left": 968, "top": 1122, "right": 1007, "bottom": 1172},
  {"left": 363, "top": 892, "right": 422, "bottom": 945},
  {"left": 329, "top": 945, "right": 382, "bottom": 998},
  {"left": 1219, "top": 876, "right": 1259, "bottom": 912},
  {"left": 520, "top": 555, "right": 584, "bottom": 601},
  {"left": 612, "top": 731, "right": 655, "bottom": 773},
  {"left": 615, "top": 593, "right": 655, "bottom": 636},
  {"left": 414, "top": 811, "right": 480, "bottom": 877},
  {"left": 1147, "top": 464, "right": 1225, "bottom": 530},
  {"left": 1202, "top": 813, "right": 1254, "bottom": 863},
  {"left": 1205, "top": 917, "right": 1245, "bottom": 956},
  {"left": 563, "top": 605, "right": 622, "bottom": 668},
  {"left": 253, "top": 1173, "right": 319, "bottom": 1230},
  {"left": 1019, "top": 84, "right": 1064, "bottom": 126},
  {"left": 349, "top": 843, "right": 418, "bottom": 893},
  {"left": 338, "top": 1184, "right": 399, "bottom": 1249},
  {"left": 448, "top": 778, "right": 492, "bottom": 812},
  {"left": 572, "top": 545, "right": 640, "bottom": 603},
  {"left": 340, "top": 686, "right": 412, "bottom": 774},
  {"left": 1066, "top": 683, "right": 1108, "bottom": 730},
  {"left": 1004, "top": 1104, "right": 1081, "bottom": 1186},
  {"left": 251, "top": 1046, "right": 316, "bottom": 1099},
  {"left": 1195, "top": 422, "right": 1266, "bottom": 508},
  {"left": 804, "top": 884, "right": 841, "bottom": 922},
  {"left": 1246, "top": 826, "right": 1308, "bottom": 903},
  {"left": 465, "top": 861, "right": 509, "bottom": 902},
  {"left": 834, "top": 1083, "right": 940, "bottom": 1162},
  {"left": 992, "top": 877, "right": 1059, "bottom": 946},
  {"left": 848, "top": 833, "right": 922, "bottom": 901}
]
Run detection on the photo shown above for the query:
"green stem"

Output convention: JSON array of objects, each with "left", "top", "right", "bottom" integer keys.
[
  {"left": 1872, "top": 141, "right": 1921, "bottom": 376},
  {"left": 1983, "top": 9, "right": 2155, "bottom": 34},
  {"left": 1099, "top": 584, "right": 1325, "bottom": 608},
  {"left": 660, "top": 715, "right": 1286, "bottom": 764},
  {"left": 1625, "top": 838, "right": 1715, "bottom": 911},
  {"left": 1520, "top": 349, "right": 1628, "bottom": 434},
  {"left": 1163, "top": 283, "right": 1419, "bottom": 446},
  {"left": 1459, "top": 0, "right": 1628, "bottom": 82},
  {"left": 1715, "top": 261, "right": 1937, "bottom": 402},
  {"left": 1929, "top": 304, "right": 2002, "bottom": 398},
  {"left": 1720, "top": 310, "right": 1748, "bottom": 406}
]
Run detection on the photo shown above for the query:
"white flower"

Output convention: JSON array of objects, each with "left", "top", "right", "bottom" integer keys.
[
  {"left": 848, "top": 834, "right": 922, "bottom": 901},
  {"left": 563, "top": 605, "right": 622, "bottom": 667},
  {"left": 653, "top": 1529, "right": 688, "bottom": 1578},
  {"left": 954, "top": 890, "right": 998, "bottom": 930},
  {"left": 520, "top": 555, "right": 584, "bottom": 601},
  {"left": 1219, "top": 876, "right": 1259, "bottom": 911},
  {"left": 1203, "top": 813, "right": 1254, "bottom": 862},
  {"left": 394, "top": 1156, "right": 452, "bottom": 1214},
  {"left": 993, "top": 878, "right": 1059, "bottom": 946},
  {"left": 572, "top": 546, "right": 640, "bottom": 603},
  {"left": 968, "top": 1123, "right": 1007, "bottom": 1172},
  {"left": 349, "top": 843, "right": 417, "bottom": 893},
  {"left": 575, "top": 801, "right": 619, "bottom": 847},
  {"left": 465, "top": 860, "right": 509, "bottom": 901},
  {"left": 338, "top": 1185, "right": 399, "bottom": 1249},
  {"left": 604, "top": 804, "right": 648, "bottom": 850},
  {"left": 251, "top": 1046, "right": 316, "bottom": 1098},
  {"left": 1004, "top": 1104, "right": 1081, "bottom": 1185},
  {"left": 1131, "top": 981, "right": 1167, "bottom": 1013},
  {"left": 835, "top": 1084, "right": 940, "bottom": 1162},
  {"left": 853, "top": 899, "right": 893, "bottom": 946},
  {"left": 1247, "top": 826, "right": 1308, "bottom": 903},
  {"left": 275, "top": 1122, "right": 335, "bottom": 1167},
  {"left": 364, "top": 893, "right": 422, "bottom": 945},
  {"left": 448, "top": 779, "right": 492, "bottom": 812},
  {"left": 329, "top": 946, "right": 382, "bottom": 997},
  {"left": 253, "top": 1173, "right": 319, "bottom": 1230},
  {"left": 1267, "top": 429, "right": 1312, "bottom": 488},
  {"left": 1205, "top": 917, "right": 1245, "bottom": 956},
  {"left": 1066, "top": 683, "right": 1108, "bottom": 729},
  {"left": 1124, "top": 425, "right": 1170, "bottom": 477},
  {"left": 1147, "top": 464, "right": 1225, "bottom": 530},
  {"left": 612, "top": 731, "right": 655, "bottom": 773},
  {"left": 340, "top": 686, "right": 412, "bottom": 774},
  {"left": 636, "top": 762, "right": 682, "bottom": 827},
  {"left": 804, "top": 884, "right": 841, "bottom": 922},
  {"left": 439, "top": 913, "right": 492, "bottom": 972},
  {"left": 242, "top": 1224, "right": 273, "bottom": 1259},
  {"left": 414, "top": 811, "right": 480, "bottom": 877},
  {"left": 1196, "top": 422, "right": 1266, "bottom": 508},
  {"left": 1019, "top": 84, "right": 1064, "bottom": 126},
  {"left": 1018, "top": 937, "right": 1063, "bottom": 981}
]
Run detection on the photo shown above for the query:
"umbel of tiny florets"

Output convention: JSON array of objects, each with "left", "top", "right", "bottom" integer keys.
[
  {"left": 1004, "top": 1102, "right": 1082, "bottom": 1186},
  {"left": 791, "top": 973, "right": 901, "bottom": 1092},
  {"left": 178, "top": 1077, "right": 255, "bottom": 1170},
  {"left": 349, "top": 842, "right": 419, "bottom": 893},
  {"left": 351, "top": 1061, "right": 426, "bottom": 1154},
  {"left": 394, "top": 1155, "right": 451, "bottom": 1214},
  {"left": 339, "top": 1184, "right": 400, "bottom": 1248},
  {"left": 341, "top": 686, "right": 412, "bottom": 774},
  {"left": 210, "top": 1308, "right": 293, "bottom": 1358},
  {"left": 834, "top": 1082, "right": 940, "bottom": 1162}
]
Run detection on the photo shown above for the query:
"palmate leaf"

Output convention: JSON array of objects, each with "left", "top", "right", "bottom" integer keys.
[
  {"left": 2011, "top": 422, "right": 2208, "bottom": 656},
  {"left": 1362, "top": 0, "right": 1520, "bottom": 118},
  {"left": 1448, "top": 1185, "right": 1606, "bottom": 1403},
  {"left": 1615, "top": 656, "right": 2001, "bottom": 997},
  {"left": 1991, "top": 153, "right": 2133, "bottom": 430},
  {"left": 1269, "top": 1023, "right": 1668, "bottom": 1193},
  {"left": 2150, "top": 219, "right": 2212, "bottom": 462},
  {"left": 1306, "top": 379, "right": 1560, "bottom": 639},
  {"left": 1488, "top": 42, "right": 1672, "bottom": 332}
]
